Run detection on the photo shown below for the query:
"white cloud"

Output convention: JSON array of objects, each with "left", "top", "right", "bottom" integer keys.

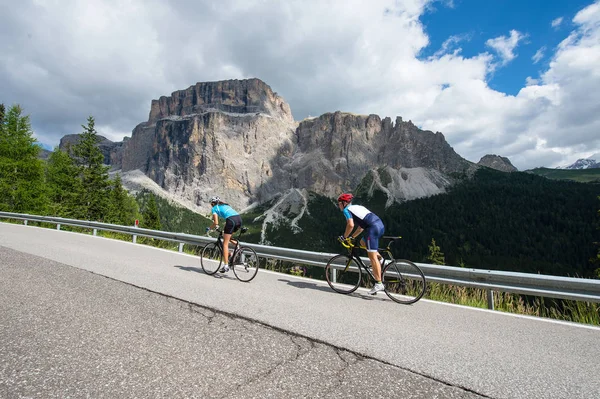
[
  {"left": 485, "top": 30, "right": 527, "bottom": 65},
  {"left": 431, "top": 33, "right": 471, "bottom": 58},
  {"left": 1, "top": 0, "right": 600, "bottom": 172},
  {"left": 552, "top": 17, "right": 564, "bottom": 29},
  {"left": 532, "top": 46, "right": 546, "bottom": 64}
]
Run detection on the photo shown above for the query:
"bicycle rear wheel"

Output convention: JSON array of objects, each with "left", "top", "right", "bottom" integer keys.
[
  {"left": 201, "top": 242, "right": 223, "bottom": 275},
  {"left": 325, "top": 254, "right": 362, "bottom": 294},
  {"left": 382, "top": 259, "right": 426, "bottom": 304},
  {"left": 232, "top": 247, "right": 259, "bottom": 282}
]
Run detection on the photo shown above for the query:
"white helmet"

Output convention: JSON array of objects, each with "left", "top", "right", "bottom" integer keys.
[{"left": 209, "top": 196, "right": 220, "bottom": 204}]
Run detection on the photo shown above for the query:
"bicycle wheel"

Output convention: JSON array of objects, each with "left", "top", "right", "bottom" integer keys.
[
  {"left": 325, "top": 254, "right": 362, "bottom": 294},
  {"left": 382, "top": 259, "right": 426, "bottom": 304},
  {"left": 201, "top": 242, "right": 223, "bottom": 275},
  {"left": 232, "top": 247, "right": 259, "bottom": 282}
]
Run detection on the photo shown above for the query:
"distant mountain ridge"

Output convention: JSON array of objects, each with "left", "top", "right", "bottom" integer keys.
[
  {"left": 49, "top": 77, "right": 549, "bottom": 234},
  {"left": 56, "top": 78, "right": 486, "bottom": 214},
  {"left": 563, "top": 158, "right": 600, "bottom": 170}
]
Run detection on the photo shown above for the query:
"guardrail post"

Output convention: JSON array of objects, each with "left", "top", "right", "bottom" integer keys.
[
  {"left": 178, "top": 243, "right": 184, "bottom": 252},
  {"left": 57, "top": 224, "right": 61, "bottom": 230},
  {"left": 93, "top": 228, "right": 97, "bottom": 236},
  {"left": 24, "top": 220, "right": 28, "bottom": 226},
  {"left": 487, "top": 289, "right": 495, "bottom": 310},
  {"left": 332, "top": 268, "right": 337, "bottom": 283},
  {"left": 133, "top": 220, "right": 138, "bottom": 243}
]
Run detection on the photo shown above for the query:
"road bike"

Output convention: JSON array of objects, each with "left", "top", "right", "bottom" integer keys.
[
  {"left": 325, "top": 236, "right": 426, "bottom": 304},
  {"left": 200, "top": 226, "right": 259, "bottom": 282}
]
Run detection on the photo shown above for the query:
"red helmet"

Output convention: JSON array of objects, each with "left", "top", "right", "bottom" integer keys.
[{"left": 337, "top": 193, "right": 353, "bottom": 202}]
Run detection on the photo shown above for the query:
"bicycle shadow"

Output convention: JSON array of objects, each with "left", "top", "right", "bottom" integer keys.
[
  {"left": 277, "top": 278, "right": 386, "bottom": 302},
  {"left": 277, "top": 278, "right": 332, "bottom": 293},
  {"left": 174, "top": 265, "right": 239, "bottom": 280},
  {"left": 174, "top": 265, "right": 203, "bottom": 273}
]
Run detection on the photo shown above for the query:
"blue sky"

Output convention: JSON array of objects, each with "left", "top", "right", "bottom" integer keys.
[
  {"left": 420, "top": 0, "right": 593, "bottom": 95},
  {"left": 1, "top": 0, "right": 600, "bottom": 170}
]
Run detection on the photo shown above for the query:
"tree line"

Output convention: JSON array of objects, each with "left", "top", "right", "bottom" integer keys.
[
  {"left": 0, "top": 104, "right": 160, "bottom": 229},
  {"left": 241, "top": 168, "right": 600, "bottom": 279}
]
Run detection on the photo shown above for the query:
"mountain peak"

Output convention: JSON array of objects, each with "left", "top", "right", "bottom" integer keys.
[
  {"left": 148, "top": 78, "right": 294, "bottom": 124},
  {"left": 477, "top": 154, "right": 518, "bottom": 172},
  {"left": 563, "top": 158, "right": 600, "bottom": 169}
]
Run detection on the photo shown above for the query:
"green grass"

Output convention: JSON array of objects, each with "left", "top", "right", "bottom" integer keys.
[
  {"left": 426, "top": 282, "right": 599, "bottom": 325},
  {"left": 526, "top": 167, "right": 600, "bottom": 183}
]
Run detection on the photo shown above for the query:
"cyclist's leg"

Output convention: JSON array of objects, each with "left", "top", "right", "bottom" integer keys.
[
  {"left": 222, "top": 217, "right": 237, "bottom": 266},
  {"left": 365, "top": 222, "right": 385, "bottom": 282},
  {"left": 228, "top": 215, "right": 242, "bottom": 247}
]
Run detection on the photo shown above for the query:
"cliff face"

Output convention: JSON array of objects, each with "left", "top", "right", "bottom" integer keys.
[
  {"left": 62, "top": 78, "right": 481, "bottom": 213},
  {"left": 117, "top": 78, "right": 297, "bottom": 210},
  {"left": 148, "top": 78, "right": 294, "bottom": 124},
  {"left": 291, "top": 112, "right": 476, "bottom": 199}
]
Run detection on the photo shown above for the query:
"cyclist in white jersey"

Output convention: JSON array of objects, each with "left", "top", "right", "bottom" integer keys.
[
  {"left": 337, "top": 193, "right": 386, "bottom": 295},
  {"left": 207, "top": 196, "right": 242, "bottom": 273}
]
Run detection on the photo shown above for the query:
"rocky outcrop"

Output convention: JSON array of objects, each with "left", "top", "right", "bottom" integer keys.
[
  {"left": 116, "top": 78, "right": 297, "bottom": 211},
  {"left": 59, "top": 134, "right": 123, "bottom": 167},
  {"left": 477, "top": 154, "right": 518, "bottom": 172},
  {"left": 148, "top": 78, "right": 294, "bottom": 124},
  {"left": 291, "top": 112, "right": 476, "bottom": 199}
]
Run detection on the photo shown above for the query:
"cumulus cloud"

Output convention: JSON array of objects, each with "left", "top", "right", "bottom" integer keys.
[
  {"left": 1, "top": 0, "right": 600, "bottom": 171},
  {"left": 485, "top": 30, "right": 527, "bottom": 65},
  {"left": 431, "top": 34, "right": 471, "bottom": 58}
]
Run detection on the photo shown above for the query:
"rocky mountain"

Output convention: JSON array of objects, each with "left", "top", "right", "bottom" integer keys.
[
  {"left": 38, "top": 148, "right": 51, "bottom": 160},
  {"left": 477, "top": 154, "right": 518, "bottom": 172},
  {"left": 59, "top": 134, "right": 124, "bottom": 166},
  {"left": 58, "top": 78, "right": 479, "bottom": 215},
  {"left": 563, "top": 158, "right": 600, "bottom": 170}
]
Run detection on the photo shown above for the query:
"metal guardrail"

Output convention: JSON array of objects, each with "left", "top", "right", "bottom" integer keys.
[{"left": 1, "top": 211, "right": 599, "bottom": 309}]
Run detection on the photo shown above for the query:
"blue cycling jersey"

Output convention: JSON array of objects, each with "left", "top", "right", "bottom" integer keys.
[
  {"left": 342, "top": 204, "right": 381, "bottom": 229},
  {"left": 211, "top": 204, "right": 239, "bottom": 219}
]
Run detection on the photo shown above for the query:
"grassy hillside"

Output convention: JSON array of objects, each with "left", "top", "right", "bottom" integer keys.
[
  {"left": 526, "top": 167, "right": 600, "bottom": 183},
  {"left": 135, "top": 190, "right": 210, "bottom": 235}
]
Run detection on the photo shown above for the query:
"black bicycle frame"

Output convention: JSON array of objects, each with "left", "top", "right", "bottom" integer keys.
[
  {"left": 212, "top": 228, "right": 245, "bottom": 261},
  {"left": 345, "top": 244, "right": 389, "bottom": 281}
]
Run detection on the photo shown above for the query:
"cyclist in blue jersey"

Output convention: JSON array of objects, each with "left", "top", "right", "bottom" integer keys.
[
  {"left": 337, "top": 193, "right": 386, "bottom": 295},
  {"left": 207, "top": 196, "right": 242, "bottom": 273}
]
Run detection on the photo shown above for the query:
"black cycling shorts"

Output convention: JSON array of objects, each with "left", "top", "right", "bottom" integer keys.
[{"left": 224, "top": 215, "right": 242, "bottom": 234}]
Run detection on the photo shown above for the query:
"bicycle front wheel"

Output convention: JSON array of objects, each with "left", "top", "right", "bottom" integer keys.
[
  {"left": 325, "top": 254, "right": 362, "bottom": 294},
  {"left": 232, "top": 247, "right": 259, "bottom": 282},
  {"left": 201, "top": 242, "right": 223, "bottom": 275},
  {"left": 382, "top": 259, "right": 426, "bottom": 304}
]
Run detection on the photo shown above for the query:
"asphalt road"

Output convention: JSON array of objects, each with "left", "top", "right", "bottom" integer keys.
[{"left": 1, "top": 222, "right": 599, "bottom": 399}]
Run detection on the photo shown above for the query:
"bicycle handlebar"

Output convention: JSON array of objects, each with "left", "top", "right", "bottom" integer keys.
[
  {"left": 337, "top": 236, "right": 355, "bottom": 249},
  {"left": 337, "top": 235, "right": 402, "bottom": 252}
]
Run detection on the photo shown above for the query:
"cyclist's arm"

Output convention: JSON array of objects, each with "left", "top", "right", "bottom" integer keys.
[
  {"left": 349, "top": 226, "right": 363, "bottom": 239},
  {"left": 209, "top": 213, "right": 219, "bottom": 229},
  {"left": 343, "top": 218, "right": 355, "bottom": 238}
]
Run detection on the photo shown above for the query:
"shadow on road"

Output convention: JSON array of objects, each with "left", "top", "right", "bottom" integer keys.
[
  {"left": 277, "top": 278, "right": 388, "bottom": 301},
  {"left": 277, "top": 278, "right": 332, "bottom": 293},
  {"left": 174, "top": 265, "right": 235, "bottom": 280},
  {"left": 174, "top": 265, "right": 204, "bottom": 273},
  {"left": 277, "top": 278, "right": 384, "bottom": 302}
]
